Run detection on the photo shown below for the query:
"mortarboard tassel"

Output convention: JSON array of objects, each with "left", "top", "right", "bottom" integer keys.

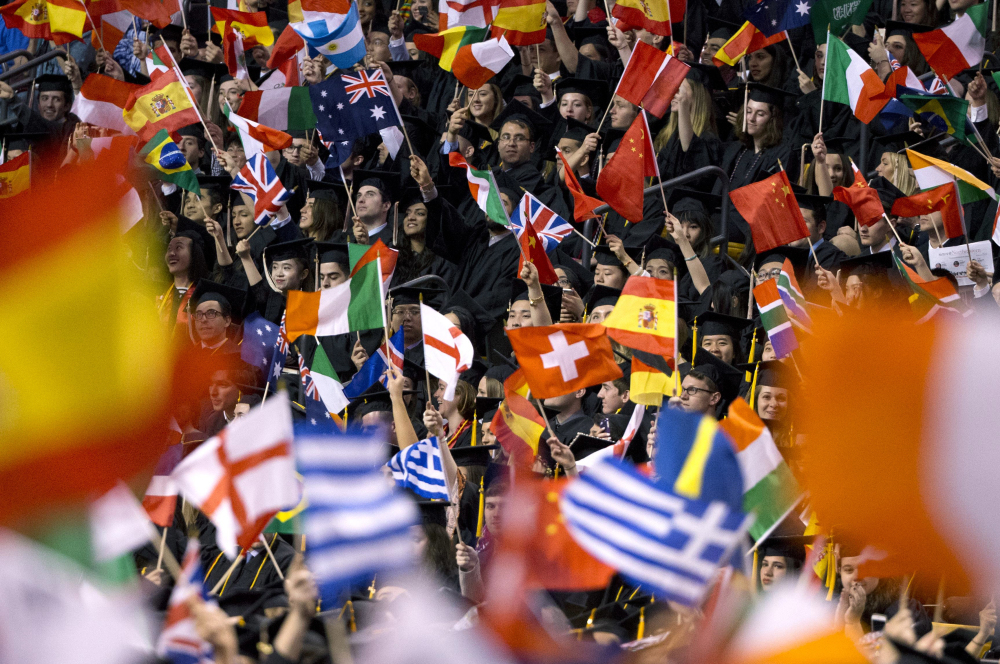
[
  {"left": 825, "top": 542, "right": 837, "bottom": 601},
  {"left": 751, "top": 548, "right": 759, "bottom": 594},
  {"left": 586, "top": 608, "right": 596, "bottom": 629},
  {"left": 637, "top": 606, "right": 645, "bottom": 640},
  {"left": 691, "top": 321, "right": 697, "bottom": 365},
  {"left": 476, "top": 477, "right": 485, "bottom": 538},
  {"left": 745, "top": 334, "right": 757, "bottom": 382},
  {"left": 748, "top": 362, "right": 760, "bottom": 411},
  {"left": 554, "top": 464, "right": 560, "bottom": 480},
  {"left": 471, "top": 408, "right": 477, "bottom": 447}
]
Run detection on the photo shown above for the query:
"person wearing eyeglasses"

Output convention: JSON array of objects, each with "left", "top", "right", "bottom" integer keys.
[
  {"left": 190, "top": 281, "right": 246, "bottom": 355},
  {"left": 674, "top": 370, "right": 722, "bottom": 418}
]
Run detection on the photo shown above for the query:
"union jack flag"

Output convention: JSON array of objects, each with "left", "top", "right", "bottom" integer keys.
[
  {"left": 508, "top": 192, "right": 573, "bottom": 252},
  {"left": 265, "top": 312, "right": 290, "bottom": 392},
  {"left": 298, "top": 353, "right": 320, "bottom": 401},
  {"left": 232, "top": 154, "right": 292, "bottom": 225},
  {"left": 342, "top": 69, "right": 392, "bottom": 104}
]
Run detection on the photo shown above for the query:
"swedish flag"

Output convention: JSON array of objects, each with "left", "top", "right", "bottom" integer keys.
[{"left": 138, "top": 129, "right": 199, "bottom": 193}]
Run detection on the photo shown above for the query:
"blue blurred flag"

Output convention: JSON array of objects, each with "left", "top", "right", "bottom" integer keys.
[
  {"left": 343, "top": 326, "right": 405, "bottom": 400},
  {"left": 242, "top": 312, "right": 281, "bottom": 372},
  {"left": 745, "top": 0, "right": 812, "bottom": 37}
]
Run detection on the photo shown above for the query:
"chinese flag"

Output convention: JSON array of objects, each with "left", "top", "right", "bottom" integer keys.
[
  {"left": 518, "top": 221, "right": 559, "bottom": 285},
  {"left": 507, "top": 323, "right": 622, "bottom": 398},
  {"left": 596, "top": 110, "right": 658, "bottom": 223},
  {"left": 729, "top": 170, "right": 810, "bottom": 252},
  {"left": 556, "top": 147, "right": 602, "bottom": 222},
  {"left": 891, "top": 182, "right": 964, "bottom": 239}
]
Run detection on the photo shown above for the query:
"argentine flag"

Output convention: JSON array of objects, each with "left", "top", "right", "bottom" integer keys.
[{"left": 291, "top": 3, "right": 366, "bottom": 70}]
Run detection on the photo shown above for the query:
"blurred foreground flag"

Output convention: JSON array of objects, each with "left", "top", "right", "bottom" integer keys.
[{"left": 799, "top": 310, "right": 1000, "bottom": 594}]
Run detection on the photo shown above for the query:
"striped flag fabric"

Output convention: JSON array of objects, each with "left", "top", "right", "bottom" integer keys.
[
  {"left": 492, "top": 369, "right": 547, "bottom": 465},
  {"left": 237, "top": 87, "right": 318, "bottom": 131},
  {"left": 776, "top": 258, "right": 813, "bottom": 332},
  {"left": 89, "top": 482, "right": 157, "bottom": 563},
  {"left": 893, "top": 254, "right": 973, "bottom": 323},
  {"left": 297, "top": 431, "right": 418, "bottom": 598},
  {"left": 629, "top": 349, "right": 675, "bottom": 406},
  {"left": 284, "top": 258, "right": 386, "bottom": 340},
  {"left": 145, "top": 44, "right": 172, "bottom": 81},
  {"left": 211, "top": 7, "right": 274, "bottom": 46},
  {"left": 298, "top": 353, "right": 340, "bottom": 432},
  {"left": 712, "top": 21, "right": 785, "bottom": 67},
  {"left": 753, "top": 278, "right": 798, "bottom": 359},
  {"left": 490, "top": 0, "right": 547, "bottom": 45},
  {"left": 612, "top": 42, "right": 690, "bottom": 118},
  {"left": 231, "top": 154, "right": 293, "bottom": 225},
  {"left": 223, "top": 28, "right": 250, "bottom": 80},
  {"left": 142, "top": 442, "right": 184, "bottom": 527},
  {"left": 414, "top": 25, "right": 489, "bottom": 71},
  {"left": 224, "top": 103, "right": 293, "bottom": 157},
  {"left": 0, "top": 152, "right": 30, "bottom": 199},
  {"left": 70, "top": 73, "right": 139, "bottom": 135},
  {"left": 350, "top": 239, "right": 398, "bottom": 288},
  {"left": 155, "top": 541, "right": 213, "bottom": 664},
  {"left": 720, "top": 398, "right": 802, "bottom": 540},
  {"left": 121, "top": 70, "right": 201, "bottom": 142},
  {"left": 452, "top": 34, "right": 515, "bottom": 89},
  {"left": 822, "top": 33, "right": 888, "bottom": 124},
  {"left": 305, "top": 344, "right": 349, "bottom": 414},
  {"left": 510, "top": 194, "right": 572, "bottom": 252},
  {"left": 387, "top": 436, "right": 450, "bottom": 500},
  {"left": 449, "top": 151, "right": 509, "bottom": 225},
  {"left": 603, "top": 276, "right": 677, "bottom": 356},
  {"left": 287, "top": 0, "right": 351, "bottom": 23},
  {"left": 913, "top": 2, "right": 987, "bottom": 80},
  {"left": 440, "top": 0, "right": 495, "bottom": 30},
  {"left": 561, "top": 456, "right": 753, "bottom": 605},
  {"left": 906, "top": 149, "right": 996, "bottom": 203},
  {"left": 0, "top": 0, "right": 89, "bottom": 44},
  {"left": 290, "top": 2, "right": 365, "bottom": 69},
  {"left": 612, "top": 0, "right": 674, "bottom": 36}
]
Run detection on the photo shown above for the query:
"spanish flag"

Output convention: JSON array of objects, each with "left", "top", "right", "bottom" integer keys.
[
  {"left": 602, "top": 276, "right": 676, "bottom": 356},
  {"left": 211, "top": 7, "right": 274, "bottom": 47},
  {"left": 713, "top": 21, "right": 786, "bottom": 67},
  {"left": 490, "top": 0, "right": 546, "bottom": 45},
  {"left": 0, "top": 147, "right": 175, "bottom": 522},
  {"left": 122, "top": 70, "right": 201, "bottom": 142},
  {"left": 611, "top": 0, "right": 677, "bottom": 37},
  {"left": 491, "top": 391, "right": 546, "bottom": 465},
  {"left": 139, "top": 129, "right": 199, "bottom": 193},
  {"left": 0, "top": 152, "right": 30, "bottom": 199},
  {"left": 0, "top": 0, "right": 90, "bottom": 44},
  {"left": 414, "top": 25, "right": 489, "bottom": 71}
]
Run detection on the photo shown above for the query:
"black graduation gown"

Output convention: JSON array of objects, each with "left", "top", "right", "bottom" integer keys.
[
  {"left": 390, "top": 248, "right": 458, "bottom": 287},
  {"left": 656, "top": 131, "right": 723, "bottom": 192},
  {"left": 493, "top": 162, "right": 572, "bottom": 221},
  {"left": 274, "top": 157, "right": 309, "bottom": 222},
  {"left": 716, "top": 141, "right": 790, "bottom": 241},
  {"left": 197, "top": 512, "right": 295, "bottom": 606},
  {"left": 552, "top": 410, "right": 592, "bottom": 446},
  {"left": 602, "top": 190, "right": 666, "bottom": 246},
  {"left": 677, "top": 254, "right": 727, "bottom": 303},
  {"left": 250, "top": 280, "right": 288, "bottom": 324}
]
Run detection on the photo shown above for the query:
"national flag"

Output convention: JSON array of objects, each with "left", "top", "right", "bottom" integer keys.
[
  {"left": 776, "top": 258, "right": 813, "bottom": 330},
  {"left": 92, "top": 9, "right": 133, "bottom": 52},
  {"left": 266, "top": 314, "right": 291, "bottom": 393},
  {"left": 899, "top": 92, "right": 970, "bottom": 142},
  {"left": 596, "top": 109, "right": 658, "bottom": 222},
  {"left": 386, "top": 436, "right": 450, "bottom": 500},
  {"left": 612, "top": 0, "right": 677, "bottom": 36},
  {"left": 492, "top": 383, "right": 547, "bottom": 463},
  {"left": 872, "top": 97, "right": 916, "bottom": 134},
  {"left": 285, "top": 260, "right": 385, "bottom": 341},
  {"left": 414, "top": 25, "right": 489, "bottom": 71},
  {"left": 237, "top": 87, "right": 317, "bottom": 131},
  {"left": 0, "top": 152, "right": 30, "bottom": 199},
  {"left": 745, "top": 0, "right": 812, "bottom": 37},
  {"left": 561, "top": 456, "right": 752, "bottom": 605},
  {"left": 290, "top": 2, "right": 365, "bottom": 68},
  {"left": 712, "top": 21, "right": 786, "bottom": 67},
  {"left": 652, "top": 407, "right": 745, "bottom": 511},
  {"left": 223, "top": 103, "right": 293, "bottom": 156},
  {"left": 241, "top": 312, "right": 281, "bottom": 372},
  {"left": 721, "top": 398, "right": 802, "bottom": 540},
  {"left": 88, "top": 482, "right": 156, "bottom": 563},
  {"left": 833, "top": 178, "right": 884, "bottom": 226},
  {"left": 884, "top": 62, "right": 925, "bottom": 94},
  {"left": 602, "top": 276, "right": 676, "bottom": 356},
  {"left": 0, "top": 149, "right": 174, "bottom": 521},
  {"left": 452, "top": 34, "right": 515, "bottom": 89},
  {"left": 640, "top": 55, "right": 690, "bottom": 119},
  {"left": 231, "top": 154, "right": 292, "bottom": 225},
  {"left": 120, "top": 0, "right": 180, "bottom": 28},
  {"left": 287, "top": 0, "right": 351, "bottom": 23},
  {"left": 139, "top": 129, "right": 200, "bottom": 194},
  {"left": 351, "top": 238, "right": 398, "bottom": 287},
  {"left": 556, "top": 147, "right": 603, "bottom": 222},
  {"left": 171, "top": 393, "right": 299, "bottom": 556},
  {"left": 422, "top": 302, "right": 474, "bottom": 400},
  {"left": 913, "top": 2, "right": 987, "bottom": 80},
  {"left": 892, "top": 253, "right": 972, "bottom": 322},
  {"left": 507, "top": 323, "right": 623, "bottom": 399},
  {"left": 510, "top": 192, "right": 573, "bottom": 252},
  {"left": 517, "top": 220, "right": 559, "bottom": 285},
  {"left": 211, "top": 7, "right": 274, "bottom": 46},
  {"left": 297, "top": 431, "right": 417, "bottom": 600},
  {"left": 1, "top": 0, "right": 89, "bottom": 43},
  {"left": 891, "top": 182, "right": 965, "bottom": 239},
  {"left": 730, "top": 171, "right": 810, "bottom": 252},
  {"left": 142, "top": 442, "right": 183, "bottom": 527},
  {"left": 301, "top": 345, "right": 349, "bottom": 416},
  {"left": 310, "top": 68, "right": 405, "bottom": 164},
  {"left": 490, "top": 0, "right": 547, "bottom": 45},
  {"left": 906, "top": 149, "right": 996, "bottom": 203},
  {"left": 343, "top": 326, "right": 405, "bottom": 399},
  {"left": 223, "top": 27, "right": 250, "bottom": 80},
  {"left": 821, "top": 33, "right": 888, "bottom": 123},
  {"left": 71, "top": 73, "right": 139, "bottom": 136},
  {"left": 156, "top": 541, "right": 213, "bottom": 663},
  {"left": 145, "top": 44, "right": 171, "bottom": 81},
  {"left": 753, "top": 279, "right": 798, "bottom": 358},
  {"left": 265, "top": 23, "right": 307, "bottom": 86},
  {"left": 449, "top": 151, "right": 509, "bottom": 224},
  {"left": 121, "top": 70, "right": 201, "bottom": 142},
  {"left": 260, "top": 56, "right": 303, "bottom": 89},
  {"left": 809, "top": 0, "right": 873, "bottom": 44},
  {"left": 630, "top": 350, "right": 674, "bottom": 406},
  {"left": 440, "top": 0, "right": 494, "bottom": 30},
  {"left": 614, "top": 41, "right": 690, "bottom": 118}
]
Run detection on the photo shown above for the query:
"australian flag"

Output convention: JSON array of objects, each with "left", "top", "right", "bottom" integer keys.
[
  {"left": 745, "top": 0, "right": 812, "bottom": 37},
  {"left": 298, "top": 354, "right": 338, "bottom": 433},
  {"left": 242, "top": 312, "right": 280, "bottom": 373},
  {"left": 309, "top": 68, "right": 405, "bottom": 165}
]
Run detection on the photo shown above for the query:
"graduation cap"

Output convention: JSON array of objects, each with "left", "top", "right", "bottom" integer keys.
[
  {"left": 306, "top": 178, "right": 346, "bottom": 205},
  {"left": 872, "top": 129, "right": 930, "bottom": 155},
  {"left": 484, "top": 363, "right": 515, "bottom": 384},
  {"left": 445, "top": 287, "right": 492, "bottom": 343},
  {"left": 401, "top": 114, "right": 437, "bottom": 156},
  {"left": 1, "top": 131, "right": 50, "bottom": 151},
  {"left": 644, "top": 235, "right": 685, "bottom": 273},
  {"left": 884, "top": 19, "right": 934, "bottom": 36},
  {"left": 584, "top": 284, "right": 622, "bottom": 310},
  {"left": 554, "top": 77, "right": 608, "bottom": 113},
  {"left": 352, "top": 169, "right": 402, "bottom": 202},
  {"left": 694, "top": 311, "right": 754, "bottom": 342},
  {"left": 313, "top": 241, "right": 349, "bottom": 267},
  {"left": 692, "top": 349, "right": 743, "bottom": 405},
  {"left": 758, "top": 534, "right": 811, "bottom": 562},
  {"left": 178, "top": 57, "right": 228, "bottom": 81},
  {"left": 571, "top": 25, "right": 611, "bottom": 50},
  {"left": 600, "top": 127, "right": 626, "bottom": 153},
  {"left": 593, "top": 242, "right": 639, "bottom": 266},
  {"left": 490, "top": 98, "right": 554, "bottom": 141},
  {"left": 388, "top": 276, "right": 448, "bottom": 308},
  {"left": 706, "top": 16, "right": 739, "bottom": 41},
  {"left": 450, "top": 444, "right": 499, "bottom": 466},
  {"left": 502, "top": 74, "right": 540, "bottom": 101},
  {"left": 754, "top": 245, "right": 810, "bottom": 272},
  {"left": 744, "top": 82, "right": 795, "bottom": 107},
  {"left": 568, "top": 433, "right": 614, "bottom": 460},
  {"left": 35, "top": 73, "right": 73, "bottom": 96},
  {"left": 474, "top": 396, "right": 503, "bottom": 418},
  {"left": 176, "top": 123, "right": 207, "bottom": 145},
  {"left": 668, "top": 187, "right": 723, "bottom": 215},
  {"left": 687, "top": 62, "right": 727, "bottom": 92},
  {"left": 510, "top": 279, "right": 563, "bottom": 323},
  {"left": 387, "top": 58, "right": 426, "bottom": 78},
  {"left": 458, "top": 118, "right": 496, "bottom": 151},
  {"left": 196, "top": 174, "right": 232, "bottom": 191},
  {"left": 561, "top": 116, "right": 595, "bottom": 143},
  {"left": 839, "top": 250, "right": 896, "bottom": 277},
  {"left": 415, "top": 499, "right": 450, "bottom": 528},
  {"left": 796, "top": 192, "right": 833, "bottom": 214},
  {"left": 869, "top": 175, "right": 905, "bottom": 212},
  {"left": 192, "top": 279, "right": 248, "bottom": 322},
  {"left": 156, "top": 24, "right": 184, "bottom": 43},
  {"left": 403, "top": 19, "right": 435, "bottom": 39},
  {"left": 753, "top": 359, "right": 797, "bottom": 389},
  {"left": 265, "top": 237, "right": 312, "bottom": 264},
  {"left": 819, "top": 135, "right": 854, "bottom": 157},
  {"left": 551, "top": 248, "right": 594, "bottom": 295}
]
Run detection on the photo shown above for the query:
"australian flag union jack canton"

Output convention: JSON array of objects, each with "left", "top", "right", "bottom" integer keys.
[{"left": 309, "top": 68, "right": 404, "bottom": 165}]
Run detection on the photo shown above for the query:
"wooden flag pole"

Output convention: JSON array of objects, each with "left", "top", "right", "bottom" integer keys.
[
  {"left": 741, "top": 60, "right": 750, "bottom": 134},
  {"left": 393, "top": 201, "right": 399, "bottom": 246},
  {"left": 210, "top": 556, "right": 243, "bottom": 595},
  {"left": 78, "top": 0, "right": 106, "bottom": 52},
  {"left": 785, "top": 31, "right": 801, "bottom": 72},
  {"left": 672, "top": 267, "right": 680, "bottom": 396},
  {"left": 882, "top": 213, "right": 905, "bottom": 245},
  {"left": 155, "top": 528, "right": 168, "bottom": 571},
  {"left": 259, "top": 534, "right": 285, "bottom": 580},
  {"left": 747, "top": 270, "right": 755, "bottom": 318},
  {"left": 933, "top": 576, "right": 946, "bottom": 623},
  {"left": 533, "top": 397, "right": 558, "bottom": 441}
]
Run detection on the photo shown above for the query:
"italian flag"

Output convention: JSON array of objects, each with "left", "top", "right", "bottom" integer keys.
[
  {"left": 223, "top": 104, "right": 294, "bottom": 157},
  {"left": 449, "top": 152, "right": 509, "bottom": 225},
  {"left": 452, "top": 35, "right": 514, "bottom": 89},
  {"left": 906, "top": 148, "right": 996, "bottom": 203},
  {"left": 720, "top": 398, "right": 802, "bottom": 540},
  {"left": 145, "top": 45, "right": 173, "bottom": 81},
  {"left": 284, "top": 250, "right": 386, "bottom": 341},
  {"left": 913, "top": 3, "right": 987, "bottom": 80},
  {"left": 822, "top": 33, "right": 888, "bottom": 124},
  {"left": 310, "top": 344, "right": 349, "bottom": 413},
  {"left": 237, "top": 88, "right": 317, "bottom": 131},
  {"left": 413, "top": 25, "right": 489, "bottom": 71}
]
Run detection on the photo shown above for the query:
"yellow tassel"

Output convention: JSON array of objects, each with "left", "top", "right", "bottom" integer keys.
[
  {"left": 745, "top": 334, "right": 757, "bottom": 382},
  {"left": 471, "top": 410, "right": 477, "bottom": 446},
  {"left": 348, "top": 601, "right": 356, "bottom": 633},
  {"left": 748, "top": 362, "right": 760, "bottom": 410},
  {"left": 637, "top": 607, "right": 645, "bottom": 639},
  {"left": 554, "top": 464, "right": 560, "bottom": 480},
  {"left": 476, "top": 477, "right": 485, "bottom": 538},
  {"left": 586, "top": 608, "right": 596, "bottom": 629},
  {"left": 825, "top": 543, "right": 837, "bottom": 601},
  {"left": 691, "top": 322, "right": 698, "bottom": 365},
  {"left": 751, "top": 548, "right": 759, "bottom": 594}
]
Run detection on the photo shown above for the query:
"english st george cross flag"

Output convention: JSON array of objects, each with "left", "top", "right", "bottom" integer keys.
[{"left": 309, "top": 68, "right": 405, "bottom": 164}]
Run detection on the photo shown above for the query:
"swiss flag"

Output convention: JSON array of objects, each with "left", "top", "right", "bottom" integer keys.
[
  {"left": 518, "top": 220, "right": 559, "bottom": 285},
  {"left": 507, "top": 324, "right": 623, "bottom": 398}
]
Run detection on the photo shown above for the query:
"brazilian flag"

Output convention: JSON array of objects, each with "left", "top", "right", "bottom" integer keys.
[
  {"left": 139, "top": 129, "right": 199, "bottom": 193},
  {"left": 899, "top": 94, "right": 970, "bottom": 143}
]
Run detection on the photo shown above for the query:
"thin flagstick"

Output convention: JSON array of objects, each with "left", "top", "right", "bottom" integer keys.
[
  {"left": 672, "top": 267, "right": 679, "bottom": 396},
  {"left": 747, "top": 270, "right": 755, "bottom": 318},
  {"left": 78, "top": 0, "right": 106, "bottom": 52},
  {"left": 930, "top": 214, "right": 944, "bottom": 245},
  {"left": 393, "top": 201, "right": 399, "bottom": 246},
  {"left": 933, "top": 576, "right": 945, "bottom": 623},
  {"left": 595, "top": 95, "right": 616, "bottom": 133},
  {"left": 819, "top": 29, "right": 830, "bottom": 134},
  {"left": 571, "top": 226, "right": 596, "bottom": 247},
  {"left": 155, "top": 527, "right": 168, "bottom": 571},
  {"left": 259, "top": 534, "right": 285, "bottom": 580},
  {"left": 533, "top": 397, "right": 558, "bottom": 441},
  {"left": 882, "top": 213, "right": 905, "bottom": 245},
  {"left": 210, "top": 556, "right": 242, "bottom": 595},
  {"left": 340, "top": 165, "right": 359, "bottom": 223},
  {"left": 785, "top": 31, "right": 801, "bottom": 72},
  {"left": 206, "top": 74, "right": 216, "bottom": 119},
  {"left": 742, "top": 60, "right": 749, "bottom": 134}
]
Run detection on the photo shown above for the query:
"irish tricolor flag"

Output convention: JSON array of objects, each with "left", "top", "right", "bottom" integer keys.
[
  {"left": 913, "top": 3, "right": 987, "bottom": 80},
  {"left": 822, "top": 34, "right": 887, "bottom": 124},
  {"left": 452, "top": 35, "right": 514, "bottom": 89},
  {"left": 449, "top": 151, "right": 509, "bottom": 225},
  {"left": 237, "top": 87, "right": 317, "bottom": 131},
  {"left": 906, "top": 148, "right": 996, "bottom": 203},
  {"left": 720, "top": 398, "right": 802, "bottom": 541}
]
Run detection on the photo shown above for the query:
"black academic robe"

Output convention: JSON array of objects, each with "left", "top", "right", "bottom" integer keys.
[
  {"left": 274, "top": 157, "right": 309, "bottom": 221},
  {"left": 656, "top": 131, "right": 723, "bottom": 192},
  {"left": 390, "top": 249, "right": 458, "bottom": 288},
  {"left": 493, "top": 162, "right": 572, "bottom": 221},
  {"left": 552, "top": 410, "right": 593, "bottom": 446},
  {"left": 603, "top": 191, "right": 666, "bottom": 246},
  {"left": 677, "top": 254, "right": 727, "bottom": 303},
  {"left": 250, "top": 280, "right": 288, "bottom": 324},
  {"left": 716, "top": 141, "right": 790, "bottom": 241}
]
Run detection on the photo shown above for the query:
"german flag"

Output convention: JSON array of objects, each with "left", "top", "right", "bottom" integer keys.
[
  {"left": 0, "top": 152, "right": 30, "bottom": 199},
  {"left": 602, "top": 276, "right": 676, "bottom": 356},
  {"left": 122, "top": 70, "right": 201, "bottom": 142},
  {"left": 630, "top": 350, "right": 674, "bottom": 406},
  {"left": 490, "top": 0, "right": 546, "bottom": 45},
  {"left": 0, "top": 0, "right": 90, "bottom": 44},
  {"left": 0, "top": 145, "right": 176, "bottom": 523},
  {"left": 712, "top": 21, "right": 786, "bottom": 67},
  {"left": 211, "top": 7, "right": 274, "bottom": 47},
  {"left": 491, "top": 392, "right": 546, "bottom": 464}
]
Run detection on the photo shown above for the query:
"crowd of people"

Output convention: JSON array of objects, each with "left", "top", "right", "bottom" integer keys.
[{"left": 4, "top": 0, "right": 1000, "bottom": 658}]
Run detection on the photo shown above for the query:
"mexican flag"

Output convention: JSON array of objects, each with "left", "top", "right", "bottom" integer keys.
[
  {"left": 720, "top": 398, "right": 802, "bottom": 540},
  {"left": 449, "top": 151, "right": 509, "bottom": 225},
  {"left": 310, "top": 343, "right": 349, "bottom": 413},
  {"left": 223, "top": 104, "right": 294, "bottom": 157},
  {"left": 913, "top": 3, "right": 988, "bottom": 80},
  {"left": 822, "top": 33, "right": 887, "bottom": 124}
]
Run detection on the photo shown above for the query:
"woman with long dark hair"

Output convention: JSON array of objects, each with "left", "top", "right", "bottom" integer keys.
[
  {"left": 655, "top": 67, "right": 722, "bottom": 192},
  {"left": 391, "top": 194, "right": 457, "bottom": 286}
]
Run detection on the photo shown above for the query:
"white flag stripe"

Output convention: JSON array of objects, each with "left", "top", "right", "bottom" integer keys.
[
  {"left": 737, "top": 431, "right": 785, "bottom": 488},
  {"left": 315, "top": 279, "right": 353, "bottom": 336},
  {"left": 306, "top": 498, "right": 418, "bottom": 543},
  {"left": 306, "top": 531, "right": 414, "bottom": 581},
  {"left": 297, "top": 437, "right": 386, "bottom": 466},
  {"left": 421, "top": 303, "right": 474, "bottom": 401},
  {"left": 941, "top": 12, "right": 986, "bottom": 65}
]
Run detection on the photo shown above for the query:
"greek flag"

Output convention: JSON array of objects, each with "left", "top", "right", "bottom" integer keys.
[
  {"left": 386, "top": 436, "right": 449, "bottom": 500},
  {"left": 296, "top": 431, "right": 418, "bottom": 599},
  {"left": 561, "top": 457, "right": 753, "bottom": 606},
  {"left": 290, "top": 3, "right": 366, "bottom": 70}
]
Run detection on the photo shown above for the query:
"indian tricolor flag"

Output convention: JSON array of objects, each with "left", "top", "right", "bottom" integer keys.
[
  {"left": 906, "top": 148, "right": 996, "bottom": 203},
  {"left": 70, "top": 73, "right": 139, "bottom": 135},
  {"left": 720, "top": 398, "right": 801, "bottom": 541},
  {"left": 822, "top": 33, "right": 888, "bottom": 124},
  {"left": 284, "top": 247, "right": 386, "bottom": 341},
  {"left": 913, "top": 2, "right": 987, "bottom": 80},
  {"left": 753, "top": 279, "right": 797, "bottom": 359},
  {"left": 449, "top": 151, "right": 509, "bottom": 225}
]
